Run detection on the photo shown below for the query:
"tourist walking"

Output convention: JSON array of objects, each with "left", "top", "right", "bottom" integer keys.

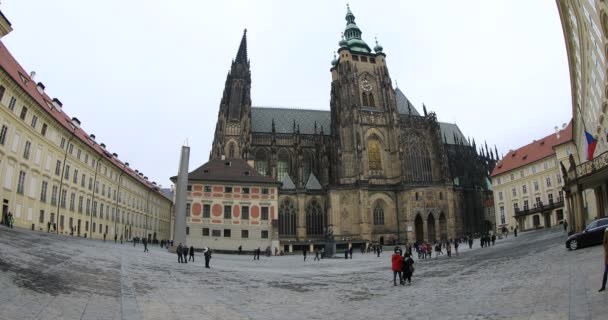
[
  {"left": 189, "top": 246, "right": 194, "bottom": 261},
  {"left": 204, "top": 247, "right": 212, "bottom": 268},
  {"left": 7, "top": 212, "right": 13, "bottom": 228},
  {"left": 514, "top": 226, "right": 518, "bottom": 237},
  {"left": 349, "top": 247, "right": 353, "bottom": 259},
  {"left": 238, "top": 245, "right": 242, "bottom": 255},
  {"left": 402, "top": 253, "right": 415, "bottom": 285},
  {"left": 114, "top": 234, "right": 118, "bottom": 243},
  {"left": 454, "top": 240, "right": 459, "bottom": 256},
  {"left": 303, "top": 248, "right": 307, "bottom": 261},
  {"left": 177, "top": 243, "right": 184, "bottom": 263},
  {"left": 143, "top": 238, "right": 149, "bottom": 252},
  {"left": 47, "top": 221, "right": 51, "bottom": 233},
  {"left": 564, "top": 220, "right": 568, "bottom": 233},
  {"left": 599, "top": 228, "right": 608, "bottom": 292},
  {"left": 491, "top": 234, "right": 496, "bottom": 246},
  {"left": 391, "top": 248, "right": 403, "bottom": 286},
  {"left": 314, "top": 248, "right": 320, "bottom": 261},
  {"left": 468, "top": 237, "right": 473, "bottom": 249},
  {"left": 344, "top": 248, "right": 349, "bottom": 259},
  {"left": 446, "top": 241, "right": 452, "bottom": 257}
]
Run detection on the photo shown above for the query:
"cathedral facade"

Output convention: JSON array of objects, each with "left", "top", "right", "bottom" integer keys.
[{"left": 209, "top": 6, "right": 495, "bottom": 248}]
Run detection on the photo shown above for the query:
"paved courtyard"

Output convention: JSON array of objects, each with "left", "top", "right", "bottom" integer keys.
[{"left": 0, "top": 226, "right": 606, "bottom": 320}]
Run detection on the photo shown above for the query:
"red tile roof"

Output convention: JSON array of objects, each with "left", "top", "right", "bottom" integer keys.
[
  {"left": 490, "top": 121, "right": 572, "bottom": 177},
  {"left": 0, "top": 41, "right": 168, "bottom": 199},
  {"left": 171, "top": 159, "right": 279, "bottom": 185}
]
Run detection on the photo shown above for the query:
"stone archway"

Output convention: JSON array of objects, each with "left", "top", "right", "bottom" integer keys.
[
  {"left": 427, "top": 213, "right": 436, "bottom": 242},
  {"left": 415, "top": 214, "right": 424, "bottom": 243},
  {"left": 439, "top": 212, "right": 448, "bottom": 240}
]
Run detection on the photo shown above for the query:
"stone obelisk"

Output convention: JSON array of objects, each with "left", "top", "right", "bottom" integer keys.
[{"left": 173, "top": 145, "right": 190, "bottom": 248}]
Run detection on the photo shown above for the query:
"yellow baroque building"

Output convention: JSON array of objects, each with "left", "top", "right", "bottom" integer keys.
[
  {"left": 557, "top": 0, "right": 608, "bottom": 231},
  {"left": 0, "top": 12, "right": 173, "bottom": 241}
]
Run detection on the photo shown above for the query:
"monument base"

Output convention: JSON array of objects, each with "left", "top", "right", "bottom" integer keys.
[{"left": 324, "top": 241, "right": 336, "bottom": 258}]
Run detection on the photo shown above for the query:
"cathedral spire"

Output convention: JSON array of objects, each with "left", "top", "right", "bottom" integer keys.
[
  {"left": 235, "top": 29, "right": 248, "bottom": 64},
  {"left": 340, "top": 4, "right": 371, "bottom": 53}
]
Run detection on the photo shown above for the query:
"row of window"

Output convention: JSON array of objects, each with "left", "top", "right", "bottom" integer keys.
[
  {"left": 2, "top": 85, "right": 160, "bottom": 214},
  {"left": 187, "top": 185, "right": 270, "bottom": 195},
  {"left": 496, "top": 174, "right": 563, "bottom": 201},
  {"left": 509, "top": 191, "right": 564, "bottom": 212},
  {"left": 495, "top": 160, "right": 561, "bottom": 185},
  {"left": 186, "top": 227, "right": 269, "bottom": 239},
  {"left": 186, "top": 203, "right": 270, "bottom": 220}
]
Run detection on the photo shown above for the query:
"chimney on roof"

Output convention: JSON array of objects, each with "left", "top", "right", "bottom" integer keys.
[
  {"left": 52, "top": 98, "right": 63, "bottom": 112},
  {"left": 29, "top": 71, "right": 36, "bottom": 80},
  {"left": 71, "top": 117, "right": 81, "bottom": 128},
  {"left": 36, "top": 82, "right": 45, "bottom": 94},
  {"left": 100, "top": 143, "right": 106, "bottom": 149}
]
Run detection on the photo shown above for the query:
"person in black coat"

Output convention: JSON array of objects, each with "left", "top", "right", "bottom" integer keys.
[
  {"left": 177, "top": 243, "right": 183, "bottom": 263},
  {"left": 402, "top": 253, "right": 415, "bottom": 285},
  {"left": 204, "top": 248, "right": 212, "bottom": 268},
  {"left": 303, "top": 248, "right": 307, "bottom": 261},
  {"left": 189, "top": 246, "right": 194, "bottom": 261}
]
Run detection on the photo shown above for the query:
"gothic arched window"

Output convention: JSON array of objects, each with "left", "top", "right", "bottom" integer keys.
[
  {"left": 279, "top": 199, "right": 296, "bottom": 236},
  {"left": 228, "top": 143, "right": 235, "bottom": 159},
  {"left": 277, "top": 149, "right": 291, "bottom": 182},
  {"left": 405, "top": 146, "right": 432, "bottom": 182},
  {"left": 368, "top": 93, "right": 375, "bottom": 107},
  {"left": 368, "top": 139, "right": 382, "bottom": 171},
  {"left": 254, "top": 149, "right": 268, "bottom": 176},
  {"left": 303, "top": 151, "right": 316, "bottom": 182},
  {"left": 362, "top": 92, "right": 369, "bottom": 106},
  {"left": 306, "top": 199, "right": 325, "bottom": 236},
  {"left": 373, "top": 204, "right": 384, "bottom": 225}
]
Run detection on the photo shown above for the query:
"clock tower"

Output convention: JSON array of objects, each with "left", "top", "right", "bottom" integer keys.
[
  {"left": 329, "top": 5, "right": 401, "bottom": 184},
  {"left": 210, "top": 29, "right": 253, "bottom": 160}
]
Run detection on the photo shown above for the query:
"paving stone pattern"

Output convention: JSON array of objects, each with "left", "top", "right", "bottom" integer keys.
[{"left": 0, "top": 226, "right": 607, "bottom": 319}]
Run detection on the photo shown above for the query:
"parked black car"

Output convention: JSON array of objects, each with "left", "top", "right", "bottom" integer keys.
[{"left": 566, "top": 217, "right": 608, "bottom": 250}]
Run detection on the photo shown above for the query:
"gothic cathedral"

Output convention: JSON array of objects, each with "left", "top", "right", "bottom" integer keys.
[{"left": 210, "top": 6, "right": 496, "bottom": 248}]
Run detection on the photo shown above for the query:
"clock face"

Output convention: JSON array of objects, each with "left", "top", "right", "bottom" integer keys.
[{"left": 361, "top": 79, "right": 373, "bottom": 92}]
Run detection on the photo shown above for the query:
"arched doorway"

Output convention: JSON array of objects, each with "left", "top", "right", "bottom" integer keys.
[
  {"left": 379, "top": 236, "right": 384, "bottom": 245},
  {"left": 415, "top": 214, "right": 424, "bottom": 243},
  {"left": 439, "top": 212, "right": 448, "bottom": 240},
  {"left": 427, "top": 213, "right": 436, "bottom": 242}
]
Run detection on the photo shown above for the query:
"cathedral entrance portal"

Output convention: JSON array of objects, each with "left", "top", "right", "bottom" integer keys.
[
  {"left": 427, "top": 214, "right": 436, "bottom": 242},
  {"left": 415, "top": 214, "right": 424, "bottom": 243}
]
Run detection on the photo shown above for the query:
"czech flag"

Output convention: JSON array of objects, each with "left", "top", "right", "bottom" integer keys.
[{"left": 585, "top": 130, "right": 598, "bottom": 161}]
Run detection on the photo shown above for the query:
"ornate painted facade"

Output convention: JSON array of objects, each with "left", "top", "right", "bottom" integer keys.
[{"left": 209, "top": 6, "right": 495, "bottom": 248}]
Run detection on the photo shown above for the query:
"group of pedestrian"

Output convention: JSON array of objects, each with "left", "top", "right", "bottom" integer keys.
[
  {"left": 176, "top": 243, "right": 195, "bottom": 263},
  {"left": 344, "top": 247, "right": 353, "bottom": 259},
  {"left": 479, "top": 234, "right": 496, "bottom": 247},
  {"left": 253, "top": 247, "right": 261, "bottom": 260},
  {"left": 46, "top": 221, "right": 57, "bottom": 232},
  {"left": 2, "top": 212, "right": 14, "bottom": 228},
  {"left": 391, "top": 246, "right": 415, "bottom": 286}
]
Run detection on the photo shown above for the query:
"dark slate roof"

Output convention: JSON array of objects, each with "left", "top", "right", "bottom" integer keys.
[
  {"left": 160, "top": 188, "right": 174, "bottom": 201},
  {"left": 251, "top": 98, "right": 467, "bottom": 145},
  {"left": 176, "top": 159, "right": 278, "bottom": 184},
  {"left": 305, "top": 173, "right": 323, "bottom": 190},
  {"left": 440, "top": 122, "right": 469, "bottom": 146},
  {"left": 251, "top": 107, "right": 331, "bottom": 135},
  {"left": 280, "top": 175, "right": 296, "bottom": 190},
  {"left": 395, "top": 88, "right": 420, "bottom": 116}
]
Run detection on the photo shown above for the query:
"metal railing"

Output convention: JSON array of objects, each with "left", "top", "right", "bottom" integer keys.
[{"left": 514, "top": 200, "right": 564, "bottom": 217}]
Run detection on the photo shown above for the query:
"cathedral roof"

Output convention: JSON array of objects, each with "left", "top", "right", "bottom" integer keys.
[
  {"left": 395, "top": 87, "right": 420, "bottom": 116},
  {"left": 251, "top": 106, "right": 467, "bottom": 146},
  {"left": 305, "top": 173, "right": 323, "bottom": 190},
  {"left": 280, "top": 175, "right": 296, "bottom": 190},
  {"left": 251, "top": 107, "right": 331, "bottom": 135}
]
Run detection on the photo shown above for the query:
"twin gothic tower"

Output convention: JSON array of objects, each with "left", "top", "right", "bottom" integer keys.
[{"left": 209, "top": 6, "right": 485, "bottom": 245}]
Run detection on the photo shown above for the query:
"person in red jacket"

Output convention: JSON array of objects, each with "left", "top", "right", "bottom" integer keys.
[{"left": 391, "top": 247, "right": 404, "bottom": 286}]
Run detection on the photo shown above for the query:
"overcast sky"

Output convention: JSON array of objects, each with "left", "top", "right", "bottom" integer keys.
[{"left": 1, "top": 0, "right": 572, "bottom": 186}]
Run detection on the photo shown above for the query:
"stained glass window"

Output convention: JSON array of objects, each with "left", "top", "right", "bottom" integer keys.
[{"left": 368, "top": 139, "right": 382, "bottom": 171}]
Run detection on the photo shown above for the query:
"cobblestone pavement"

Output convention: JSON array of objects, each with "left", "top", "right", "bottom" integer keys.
[{"left": 0, "top": 226, "right": 607, "bottom": 320}]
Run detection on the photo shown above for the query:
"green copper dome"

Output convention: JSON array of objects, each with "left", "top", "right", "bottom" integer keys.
[
  {"left": 374, "top": 37, "right": 383, "bottom": 53},
  {"left": 341, "top": 4, "right": 371, "bottom": 54},
  {"left": 331, "top": 52, "right": 338, "bottom": 66},
  {"left": 339, "top": 33, "right": 348, "bottom": 48}
]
